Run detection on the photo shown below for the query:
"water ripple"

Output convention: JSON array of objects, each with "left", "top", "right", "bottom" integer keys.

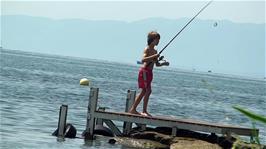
[{"left": 1, "top": 49, "right": 265, "bottom": 148}]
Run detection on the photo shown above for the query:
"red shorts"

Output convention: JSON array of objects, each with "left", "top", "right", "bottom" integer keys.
[{"left": 138, "top": 67, "right": 153, "bottom": 89}]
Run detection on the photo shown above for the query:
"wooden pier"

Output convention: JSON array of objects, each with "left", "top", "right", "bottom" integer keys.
[{"left": 83, "top": 87, "right": 259, "bottom": 140}]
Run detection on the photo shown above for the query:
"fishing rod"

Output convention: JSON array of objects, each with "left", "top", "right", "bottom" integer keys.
[
  {"left": 158, "top": 0, "right": 213, "bottom": 55},
  {"left": 139, "top": 0, "right": 213, "bottom": 66}
]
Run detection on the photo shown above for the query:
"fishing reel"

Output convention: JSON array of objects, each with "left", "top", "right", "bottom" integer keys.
[
  {"left": 158, "top": 56, "right": 169, "bottom": 66},
  {"left": 158, "top": 55, "right": 164, "bottom": 61}
]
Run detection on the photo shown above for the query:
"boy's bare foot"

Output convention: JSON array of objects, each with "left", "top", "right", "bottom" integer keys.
[
  {"left": 129, "top": 109, "right": 141, "bottom": 115},
  {"left": 140, "top": 112, "right": 152, "bottom": 117}
]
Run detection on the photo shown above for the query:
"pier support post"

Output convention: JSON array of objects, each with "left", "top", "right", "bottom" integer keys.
[
  {"left": 96, "top": 107, "right": 105, "bottom": 125},
  {"left": 84, "top": 87, "right": 99, "bottom": 140},
  {"left": 123, "top": 90, "right": 136, "bottom": 135},
  {"left": 57, "top": 105, "right": 68, "bottom": 138},
  {"left": 171, "top": 127, "right": 177, "bottom": 136},
  {"left": 225, "top": 131, "right": 232, "bottom": 140}
]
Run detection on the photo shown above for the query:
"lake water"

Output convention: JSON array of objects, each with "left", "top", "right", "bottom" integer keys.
[{"left": 1, "top": 49, "right": 265, "bottom": 148}]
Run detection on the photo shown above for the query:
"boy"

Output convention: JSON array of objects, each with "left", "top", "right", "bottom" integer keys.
[{"left": 129, "top": 31, "right": 169, "bottom": 117}]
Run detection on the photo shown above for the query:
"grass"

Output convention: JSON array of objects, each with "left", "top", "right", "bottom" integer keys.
[{"left": 233, "top": 106, "right": 266, "bottom": 145}]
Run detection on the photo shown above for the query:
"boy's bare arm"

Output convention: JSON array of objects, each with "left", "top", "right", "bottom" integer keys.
[{"left": 142, "top": 48, "right": 159, "bottom": 62}]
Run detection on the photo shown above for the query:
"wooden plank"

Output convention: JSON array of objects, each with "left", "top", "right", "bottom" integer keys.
[
  {"left": 94, "top": 110, "right": 257, "bottom": 137},
  {"left": 125, "top": 90, "right": 135, "bottom": 112},
  {"left": 96, "top": 107, "right": 105, "bottom": 125},
  {"left": 58, "top": 105, "right": 68, "bottom": 138},
  {"left": 84, "top": 87, "right": 98, "bottom": 140},
  {"left": 103, "top": 119, "right": 123, "bottom": 136},
  {"left": 123, "top": 90, "right": 136, "bottom": 135},
  {"left": 172, "top": 127, "right": 177, "bottom": 136}
]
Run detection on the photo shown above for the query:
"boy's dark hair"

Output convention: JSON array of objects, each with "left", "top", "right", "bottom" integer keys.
[{"left": 147, "top": 31, "right": 160, "bottom": 45}]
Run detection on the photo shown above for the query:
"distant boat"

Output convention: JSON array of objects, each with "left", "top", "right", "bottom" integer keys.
[
  {"left": 208, "top": 70, "right": 212, "bottom": 73},
  {"left": 213, "top": 22, "right": 218, "bottom": 27}
]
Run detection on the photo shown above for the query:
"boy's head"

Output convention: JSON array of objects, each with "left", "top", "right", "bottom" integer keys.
[{"left": 147, "top": 31, "right": 160, "bottom": 45}]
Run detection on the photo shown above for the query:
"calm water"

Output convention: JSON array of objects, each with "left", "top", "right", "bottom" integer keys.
[{"left": 1, "top": 49, "right": 265, "bottom": 148}]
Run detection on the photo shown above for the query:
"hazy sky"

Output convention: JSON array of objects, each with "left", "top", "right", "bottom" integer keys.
[
  {"left": 2, "top": 0, "right": 265, "bottom": 24},
  {"left": 1, "top": 0, "right": 265, "bottom": 78}
]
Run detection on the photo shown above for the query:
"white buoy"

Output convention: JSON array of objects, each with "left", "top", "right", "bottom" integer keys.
[{"left": 80, "top": 78, "right": 90, "bottom": 86}]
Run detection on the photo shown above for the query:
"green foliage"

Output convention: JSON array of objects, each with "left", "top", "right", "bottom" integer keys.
[
  {"left": 233, "top": 106, "right": 266, "bottom": 145},
  {"left": 252, "top": 122, "right": 260, "bottom": 145},
  {"left": 233, "top": 106, "right": 266, "bottom": 124}
]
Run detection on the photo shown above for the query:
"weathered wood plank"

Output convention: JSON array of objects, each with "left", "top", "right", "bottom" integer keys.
[
  {"left": 58, "top": 105, "right": 68, "bottom": 138},
  {"left": 94, "top": 110, "right": 257, "bottom": 137}
]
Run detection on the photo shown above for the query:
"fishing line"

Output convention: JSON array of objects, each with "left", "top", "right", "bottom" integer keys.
[
  {"left": 140, "top": 0, "right": 213, "bottom": 66},
  {"left": 158, "top": 0, "right": 213, "bottom": 55}
]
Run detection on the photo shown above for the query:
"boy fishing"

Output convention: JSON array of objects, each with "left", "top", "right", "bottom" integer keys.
[
  {"left": 128, "top": 1, "right": 212, "bottom": 117},
  {"left": 129, "top": 31, "right": 169, "bottom": 117}
]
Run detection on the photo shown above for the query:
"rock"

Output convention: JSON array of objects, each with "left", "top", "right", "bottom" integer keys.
[
  {"left": 108, "top": 138, "right": 116, "bottom": 144},
  {"left": 52, "top": 123, "right": 77, "bottom": 138},
  {"left": 130, "top": 131, "right": 174, "bottom": 145},
  {"left": 170, "top": 137, "right": 222, "bottom": 149},
  {"left": 114, "top": 137, "right": 169, "bottom": 149},
  {"left": 232, "top": 139, "right": 266, "bottom": 149},
  {"left": 217, "top": 136, "right": 234, "bottom": 149},
  {"left": 126, "top": 127, "right": 266, "bottom": 149},
  {"left": 94, "top": 124, "right": 114, "bottom": 137}
]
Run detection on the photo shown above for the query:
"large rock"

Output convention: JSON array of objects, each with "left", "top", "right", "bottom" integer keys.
[
  {"left": 129, "top": 131, "right": 222, "bottom": 149},
  {"left": 170, "top": 137, "right": 222, "bottom": 149},
  {"left": 113, "top": 137, "right": 169, "bottom": 149},
  {"left": 130, "top": 127, "right": 236, "bottom": 148},
  {"left": 232, "top": 139, "right": 266, "bottom": 149},
  {"left": 130, "top": 131, "right": 174, "bottom": 145}
]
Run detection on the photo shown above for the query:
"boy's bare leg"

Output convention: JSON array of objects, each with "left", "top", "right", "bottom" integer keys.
[
  {"left": 142, "top": 88, "right": 152, "bottom": 117},
  {"left": 129, "top": 88, "right": 146, "bottom": 115}
]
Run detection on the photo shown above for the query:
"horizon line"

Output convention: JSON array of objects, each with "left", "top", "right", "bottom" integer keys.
[
  {"left": 1, "top": 48, "right": 265, "bottom": 81},
  {"left": 1, "top": 14, "right": 265, "bottom": 25}
]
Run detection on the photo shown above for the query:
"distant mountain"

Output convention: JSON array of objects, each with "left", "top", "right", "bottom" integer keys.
[{"left": 1, "top": 15, "right": 265, "bottom": 78}]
